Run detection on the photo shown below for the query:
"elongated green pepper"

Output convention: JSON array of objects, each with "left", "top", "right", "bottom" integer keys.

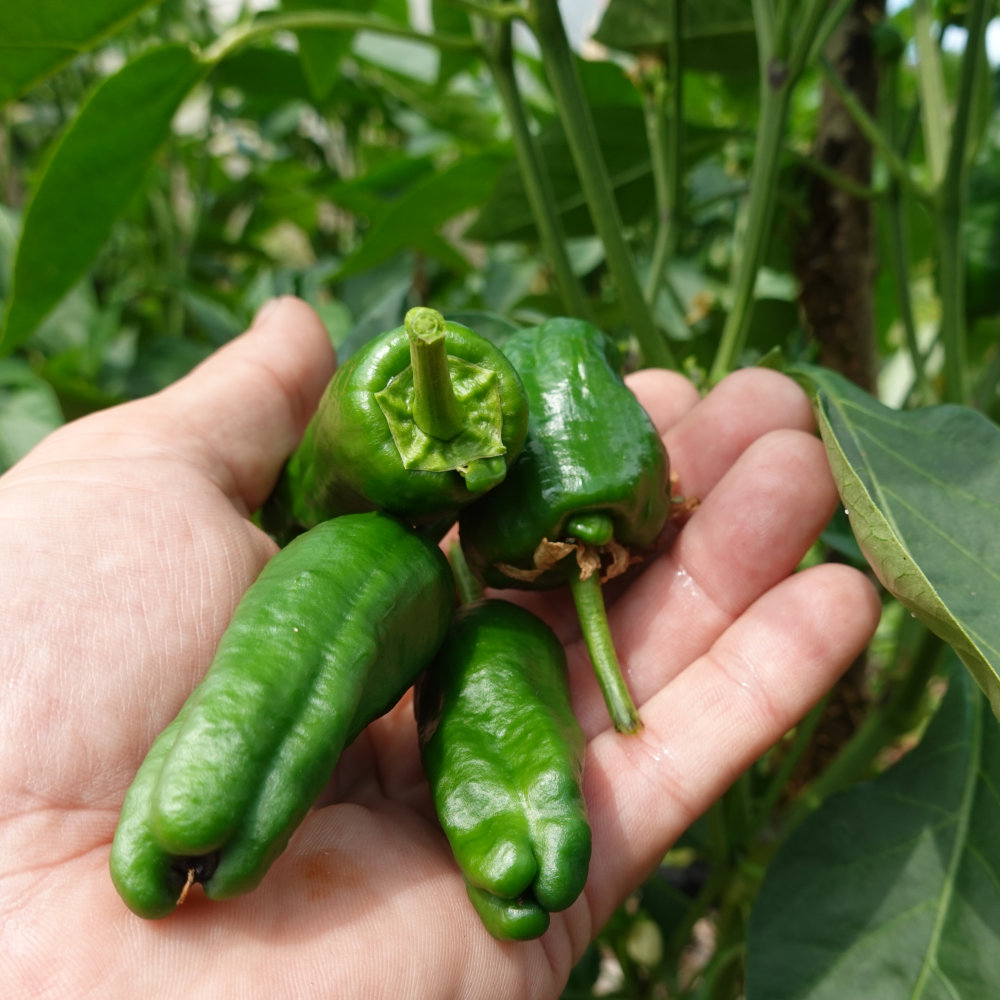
[
  {"left": 459, "top": 317, "right": 671, "bottom": 733},
  {"left": 262, "top": 308, "right": 528, "bottom": 541},
  {"left": 415, "top": 598, "right": 591, "bottom": 940},
  {"left": 111, "top": 512, "right": 454, "bottom": 918}
]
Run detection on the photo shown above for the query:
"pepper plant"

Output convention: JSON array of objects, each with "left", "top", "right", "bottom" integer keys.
[{"left": 2, "top": 0, "right": 1000, "bottom": 996}]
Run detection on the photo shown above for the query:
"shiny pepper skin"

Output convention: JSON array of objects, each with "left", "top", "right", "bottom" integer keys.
[
  {"left": 262, "top": 309, "right": 529, "bottom": 542},
  {"left": 415, "top": 599, "right": 591, "bottom": 940},
  {"left": 110, "top": 512, "right": 455, "bottom": 918},
  {"left": 458, "top": 316, "right": 670, "bottom": 589}
]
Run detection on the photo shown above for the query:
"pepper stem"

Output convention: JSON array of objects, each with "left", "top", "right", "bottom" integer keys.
[
  {"left": 448, "top": 540, "right": 484, "bottom": 605},
  {"left": 405, "top": 307, "right": 465, "bottom": 440},
  {"left": 568, "top": 569, "right": 643, "bottom": 734}
]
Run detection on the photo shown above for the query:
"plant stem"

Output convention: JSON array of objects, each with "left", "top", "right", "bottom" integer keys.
[
  {"left": 644, "top": 0, "right": 684, "bottom": 311},
  {"left": 709, "top": 75, "right": 791, "bottom": 381},
  {"left": 448, "top": 540, "right": 484, "bottom": 604},
  {"left": 439, "top": 0, "right": 522, "bottom": 19},
  {"left": 913, "top": 0, "right": 949, "bottom": 188},
  {"left": 748, "top": 694, "right": 830, "bottom": 836},
  {"left": 568, "top": 570, "right": 642, "bottom": 734},
  {"left": 526, "top": 0, "right": 675, "bottom": 369},
  {"left": 405, "top": 307, "right": 464, "bottom": 440},
  {"left": 936, "top": 0, "right": 991, "bottom": 406},
  {"left": 785, "top": 625, "right": 946, "bottom": 831},
  {"left": 480, "top": 19, "right": 591, "bottom": 320},
  {"left": 818, "top": 55, "right": 929, "bottom": 205},
  {"left": 881, "top": 57, "right": 927, "bottom": 402},
  {"left": 796, "top": 0, "right": 856, "bottom": 79},
  {"left": 789, "top": 148, "right": 879, "bottom": 200},
  {"left": 202, "top": 11, "right": 481, "bottom": 65}
]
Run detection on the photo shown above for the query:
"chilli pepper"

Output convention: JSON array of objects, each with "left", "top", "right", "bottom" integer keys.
[
  {"left": 262, "top": 307, "right": 528, "bottom": 542},
  {"left": 458, "top": 317, "right": 670, "bottom": 733},
  {"left": 415, "top": 597, "right": 590, "bottom": 941},
  {"left": 110, "top": 512, "right": 454, "bottom": 918}
]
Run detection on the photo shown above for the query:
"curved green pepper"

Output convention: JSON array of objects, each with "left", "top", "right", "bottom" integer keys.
[
  {"left": 262, "top": 308, "right": 529, "bottom": 541},
  {"left": 415, "top": 598, "right": 591, "bottom": 940},
  {"left": 458, "top": 317, "right": 670, "bottom": 733},
  {"left": 110, "top": 512, "right": 455, "bottom": 918}
]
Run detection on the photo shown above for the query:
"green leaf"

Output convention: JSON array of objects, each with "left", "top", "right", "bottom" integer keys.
[
  {"left": 0, "top": 0, "right": 158, "bottom": 107},
  {"left": 0, "top": 359, "right": 64, "bottom": 472},
  {"left": 209, "top": 46, "right": 314, "bottom": 107},
  {"left": 1, "top": 44, "right": 204, "bottom": 355},
  {"left": 280, "top": 0, "right": 377, "bottom": 102},
  {"left": 746, "top": 666, "right": 1000, "bottom": 999},
  {"left": 334, "top": 148, "right": 509, "bottom": 279},
  {"left": 431, "top": 0, "right": 475, "bottom": 87},
  {"left": 791, "top": 363, "right": 1000, "bottom": 718},
  {"left": 594, "top": 0, "right": 758, "bottom": 76}
]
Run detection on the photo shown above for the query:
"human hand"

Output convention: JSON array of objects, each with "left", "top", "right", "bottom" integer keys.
[{"left": 0, "top": 298, "right": 880, "bottom": 999}]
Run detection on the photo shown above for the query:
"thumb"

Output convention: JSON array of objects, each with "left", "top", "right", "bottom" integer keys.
[{"left": 143, "top": 295, "right": 335, "bottom": 512}]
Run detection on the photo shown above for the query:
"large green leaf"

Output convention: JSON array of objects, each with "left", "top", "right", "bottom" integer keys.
[
  {"left": 1, "top": 44, "right": 204, "bottom": 355},
  {"left": 594, "top": 0, "right": 758, "bottom": 76},
  {"left": 430, "top": 0, "right": 476, "bottom": 87},
  {"left": 280, "top": 0, "right": 378, "bottom": 102},
  {"left": 0, "top": 0, "right": 158, "bottom": 107},
  {"left": 746, "top": 666, "right": 1000, "bottom": 999},
  {"left": 791, "top": 363, "right": 1000, "bottom": 718}
]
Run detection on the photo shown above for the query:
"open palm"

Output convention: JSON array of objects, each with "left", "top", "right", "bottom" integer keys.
[{"left": 1, "top": 298, "right": 879, "bottom": 999}]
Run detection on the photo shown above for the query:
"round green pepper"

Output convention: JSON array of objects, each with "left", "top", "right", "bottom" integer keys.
[
  {"left": 415, "top": 598, "right": 591, "bottom": 940},
  {"left": 459, "top": 317, "right": 669, "bottom": 586},
  {"left": 110, "top": 512, "right": 455, "bottom": 918},
  {"left": 262, "top": 308, "right": 529, "bottom": 541},
  {"left": 459, "top": 317, "right": 670, "bottom": 733}
]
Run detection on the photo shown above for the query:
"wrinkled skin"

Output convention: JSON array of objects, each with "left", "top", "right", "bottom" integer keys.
[{"left": 0, "top": 297, "right": 880, "bottom": 1000}]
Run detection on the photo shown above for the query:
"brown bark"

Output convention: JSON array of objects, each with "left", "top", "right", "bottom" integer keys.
[{"left": 795, "top": 0, "right": 885, "bottom": 393}]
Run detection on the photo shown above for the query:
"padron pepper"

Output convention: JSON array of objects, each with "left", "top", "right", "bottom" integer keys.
[
  {"left": 459, "top": 317, "right": 671, "bottom": 733},
  {"left": 262, "top": 307, "right": 528, "bottom": 542},
  {"left": 415, "top": 597, "right": 591, "bottom": 941},
  {"left": 110, "top": 512, "right": 454, "bottom": 918}
]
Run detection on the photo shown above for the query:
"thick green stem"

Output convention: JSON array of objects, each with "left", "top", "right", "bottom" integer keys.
[
  {"left": 568, "top": 570, "right": 642, "bottom": 734},
  {"left": 644, "top": 0, "right": 684, "bottom": 310},
  {"left": 711, "top": 0, "right": 883, "bottom": 383},
  {"left": 709, "top": 76, "right": 791, "bottom": 382},
  {"left": 405, "top": 307, "right": 464, "bottom": 440},
  {"left": 913, "top": 0, "right": 949, "bottom": 188},
  {"left": 482, "top": 20, "right": 591, "bottom": 320},
  {"left": 527, "top": 0, "right": 675, "bottom": 370},
  {"left": 937, "top": 0, "right": 991, "bottom": 406},
  {"left": 881, "top": 59, "right": 927, "bottom": 402}
]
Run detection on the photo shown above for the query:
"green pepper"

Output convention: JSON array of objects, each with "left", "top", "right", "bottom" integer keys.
[
  {"left": 415, "top": 598, "right": 591, "bottom": 941},
  {"left": 458, "top": 317, "right": 671, "bottom": 733},
  {"left": 262, "top": 308, "right": 529, "bottom": 542},
  {"left": 110, "top": 512, "right": 455, "bottom": 918}
]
